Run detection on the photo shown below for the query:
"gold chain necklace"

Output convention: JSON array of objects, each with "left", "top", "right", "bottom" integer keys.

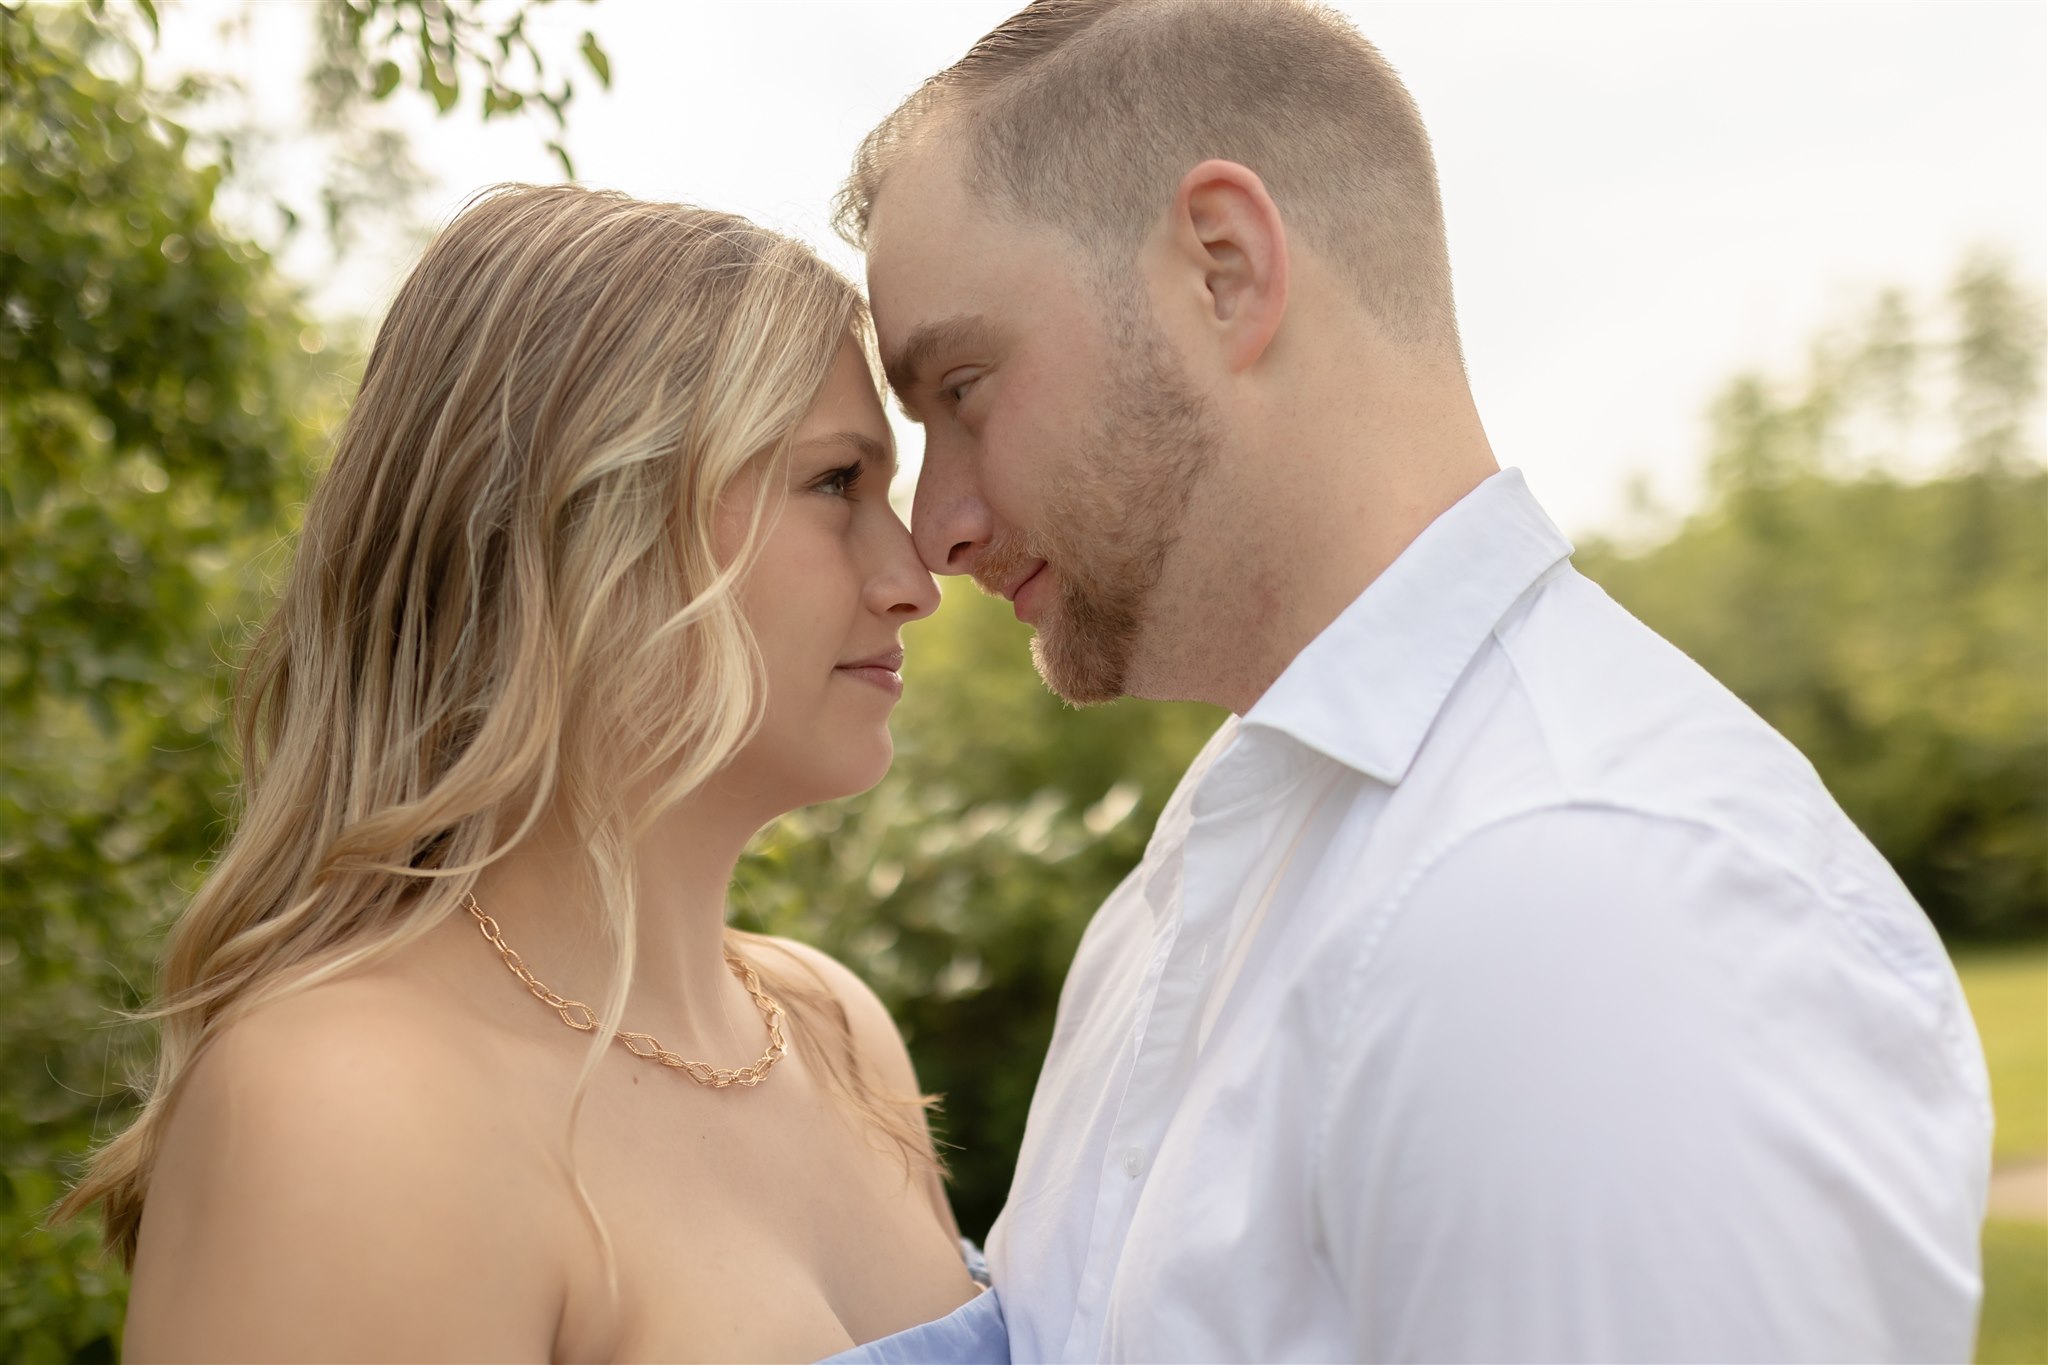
[{"left": 462, "top": 892, "right": 788, "bottom": 1089}]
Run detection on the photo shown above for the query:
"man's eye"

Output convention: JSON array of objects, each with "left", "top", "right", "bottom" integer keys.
[{"left": 940, "top": 373, "right": 979, "bottom": 407}]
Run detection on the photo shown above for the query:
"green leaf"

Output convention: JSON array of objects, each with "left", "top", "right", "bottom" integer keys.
[
  {"left": 370, "top": 58, "right": 401, "bottom": 100},
  {"left": 416, "top": 27, "right": 458, "bottom": 115},
  {"left": 134, "top": 0, "right": 160, "bottom": 41},
  {"left": 419, "top": 65, "right": 458, "bottom": 115},
  {"left": 580, "top": 31, "right": 610, "bottom": 89},
  {"left": 545, "top": 139, "right": 574, "bottom": 180}
]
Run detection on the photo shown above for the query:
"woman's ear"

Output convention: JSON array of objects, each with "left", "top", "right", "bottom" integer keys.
[{"left": 1167, "top": 158, "right": 1290, "bottom": 372}]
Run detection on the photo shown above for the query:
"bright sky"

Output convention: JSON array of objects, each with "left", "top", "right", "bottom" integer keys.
[{"left": 163, "top": 0, "right": 2046, "bottom": 537}]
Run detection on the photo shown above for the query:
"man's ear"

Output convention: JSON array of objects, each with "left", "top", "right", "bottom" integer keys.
[{"left": 1165, "top": 159, "right": 1289, "bottom": 372}]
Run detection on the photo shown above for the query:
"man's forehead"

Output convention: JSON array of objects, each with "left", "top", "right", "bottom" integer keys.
[
  {"left": 861, "top": 138, "right": 1093, "bottom": 399},
  {"left": 866, "top": 124, "right": 975, "bottom": 240},
  {"left": 863, "top": 140, "right": 994, "bottom": 322}
]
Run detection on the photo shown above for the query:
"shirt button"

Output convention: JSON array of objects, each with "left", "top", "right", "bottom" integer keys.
[{"left": 1121, "top": 1147, "right": 1144, "bottom": 1179}]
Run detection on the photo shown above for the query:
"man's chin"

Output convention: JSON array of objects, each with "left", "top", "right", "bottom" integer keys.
[{"left": 1029, "top": 622, "right": 1128, "bottom": 708}]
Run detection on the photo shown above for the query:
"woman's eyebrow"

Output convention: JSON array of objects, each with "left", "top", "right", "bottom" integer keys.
[{"left": 881, "top": 314, "right": 996, "bottom": 407}]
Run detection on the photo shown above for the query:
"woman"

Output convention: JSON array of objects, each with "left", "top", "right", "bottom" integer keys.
[{"left": 58, "top": 184, "right": 1006, "bottom": 1363}]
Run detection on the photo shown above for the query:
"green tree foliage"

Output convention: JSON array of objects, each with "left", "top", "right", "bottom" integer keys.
[
  {"left": 0, "top": 6, "right": 331, "bottom": 1356},
  {"left": 1577, "top": 257, "right": 2047, "bottom": 941},
  {"left": 0, "top": 1, "right": 599, "bottom": 1355},
  {"left": 311, "top": 0, "right": 615, "bottom": 180}
]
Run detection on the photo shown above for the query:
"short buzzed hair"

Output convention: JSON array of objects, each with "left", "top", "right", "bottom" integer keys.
[{"left": 836, "top": 0, "right": 1460, "bottom": 358}]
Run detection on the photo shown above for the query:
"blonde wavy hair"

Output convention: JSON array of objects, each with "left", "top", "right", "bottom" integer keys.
[{"left": 59, "top": 183, "right": 934, "bottom": 1270}]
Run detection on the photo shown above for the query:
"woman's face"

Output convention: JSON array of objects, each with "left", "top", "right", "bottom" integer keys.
[{"left": 719, "top": 337, "right": 939, "bottom": 813}]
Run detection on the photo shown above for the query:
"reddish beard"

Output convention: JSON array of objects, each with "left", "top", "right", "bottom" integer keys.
[{"left": 972, "top": 517, "right": 1144, "bottom": 706}]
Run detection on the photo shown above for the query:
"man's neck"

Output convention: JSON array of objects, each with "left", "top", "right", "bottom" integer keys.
[{"left": 1134, "top": 366, "right": 1498, "bottom": 715}]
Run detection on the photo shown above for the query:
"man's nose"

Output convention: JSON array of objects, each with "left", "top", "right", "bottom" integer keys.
[{"left": 910, "top": 447, "right": 993, "bottom": 577}]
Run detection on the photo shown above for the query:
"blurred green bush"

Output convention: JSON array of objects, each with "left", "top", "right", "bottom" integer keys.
[{"left": 1, "top": 5, "right": 331, "bottom": 1356}]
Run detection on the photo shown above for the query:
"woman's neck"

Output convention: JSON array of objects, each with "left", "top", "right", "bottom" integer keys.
[{"left": 461, "top": 784, "right": 768, "bottom": 1062}]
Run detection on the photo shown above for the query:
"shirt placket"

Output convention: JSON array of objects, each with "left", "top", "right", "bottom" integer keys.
[{"left": 1059, "top": 741, "right": 1302, "bottom": 1360}]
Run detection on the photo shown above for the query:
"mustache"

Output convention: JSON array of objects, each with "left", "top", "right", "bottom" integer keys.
[{"left": 971, "top": 533, "right": 1049, "bottom": 600}]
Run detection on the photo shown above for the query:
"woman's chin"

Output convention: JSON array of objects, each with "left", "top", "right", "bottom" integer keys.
[
  {"left": 838, "top": 734, "right": 897, "bottom": 797},
  {"left": 791, "top": 733, "right": 896, "bottom": 809}
]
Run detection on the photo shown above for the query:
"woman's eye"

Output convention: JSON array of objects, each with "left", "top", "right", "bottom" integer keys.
[{"left": 814, "top": 462, "right": 864, "bottom": 497}]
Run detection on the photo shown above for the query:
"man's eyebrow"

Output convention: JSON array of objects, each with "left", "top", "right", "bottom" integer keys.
[
  {"left": 881, "top": 314, "right": 997, "bottom": 403},
  {"left": 794, "top": 430, "right": 897, "bottom": 480}
]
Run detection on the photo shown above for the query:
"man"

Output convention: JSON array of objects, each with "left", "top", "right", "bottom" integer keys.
[{"left": 839, "top": 1, "right": 1992, "bottom": 1360}]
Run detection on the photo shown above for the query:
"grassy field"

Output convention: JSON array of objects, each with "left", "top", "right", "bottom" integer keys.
[
  {"left": 1956, "top": 945, "right": 2048, "bottom": 1162},
  {"left": 1955, "top": 946, "right": 2047, "bottom": 1365},
  {"left": 1979, "top": 1219, "right": 2047, "bottom": 1365}
]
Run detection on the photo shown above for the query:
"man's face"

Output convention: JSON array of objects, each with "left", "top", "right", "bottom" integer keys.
[{"left": 865, "top": 145, "right": 1221, "bottom": 705}]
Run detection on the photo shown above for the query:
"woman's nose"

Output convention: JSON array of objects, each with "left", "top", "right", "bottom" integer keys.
[{"left": 870, "top": 511, "right": 941, "bottom": 621}]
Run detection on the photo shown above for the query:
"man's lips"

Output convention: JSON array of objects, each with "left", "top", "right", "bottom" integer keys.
[
  {"left": 1014, "top": 564, "right": 1051, "bottom": 624},
  {"left": 997, "top": 561, "right": 1050, "bottom": 625},
  {"left": 995, "top": 562, "right": 1044, "bottom": 603}
]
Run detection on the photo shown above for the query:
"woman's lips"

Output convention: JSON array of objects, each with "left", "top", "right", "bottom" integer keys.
[{"left": 834, "top": 663, "right": 904, "bottom": 696}]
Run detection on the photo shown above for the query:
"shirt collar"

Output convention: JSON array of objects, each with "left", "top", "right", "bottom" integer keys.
[{"left": 1240, "top": 467, "right": 1573, "bottom": 785}]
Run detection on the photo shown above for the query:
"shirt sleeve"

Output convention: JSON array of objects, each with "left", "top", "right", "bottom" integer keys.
[{"left": 1313, "top": 804, "right": 1989, "bottom": 1365}]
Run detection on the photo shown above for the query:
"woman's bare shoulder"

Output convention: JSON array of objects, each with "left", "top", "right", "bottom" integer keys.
[
  {"left": 162, "top": 970, "right": 520, "bottom": 1155},
  {"left": 125, "top": 971, "right": 570, "bottom": 1361},
  {"left": 747, "top": 935, "right": 908, "bottom": 1071}
]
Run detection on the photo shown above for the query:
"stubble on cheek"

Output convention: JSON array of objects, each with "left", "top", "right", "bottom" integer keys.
[{"left": 1030, "top": 333, "right": 1222, "bottom": 706}]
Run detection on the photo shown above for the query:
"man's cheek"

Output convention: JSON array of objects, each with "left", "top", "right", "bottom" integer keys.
[{"left": 981, "top": 417, "right": 1061, "bottom": 521}]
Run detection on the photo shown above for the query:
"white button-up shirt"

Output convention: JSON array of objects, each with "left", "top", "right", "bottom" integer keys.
[{"left": 987, "top": 469, "right": 1990, "bottom": 1364}]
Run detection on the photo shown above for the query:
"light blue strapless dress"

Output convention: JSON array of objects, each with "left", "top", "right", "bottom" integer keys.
[{"left": 814, "top": 1241, "right": 1009, "bottom": 1365}]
